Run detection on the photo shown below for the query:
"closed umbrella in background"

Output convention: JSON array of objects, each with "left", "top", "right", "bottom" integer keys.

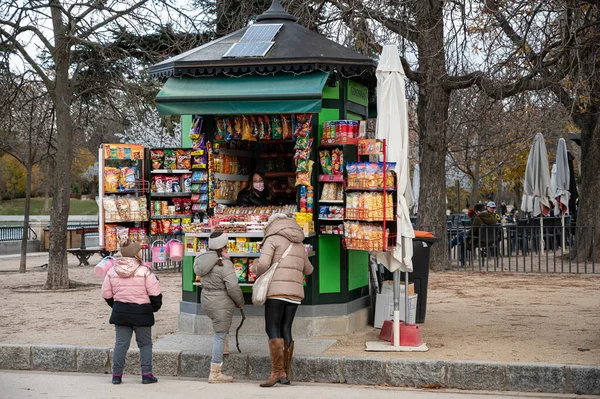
[
  {"left": 521, "top": 133, "right": 552, "bottom": 253},
  {"left": 554, "top": 138, "right": 570, "bottom": 248},
  {"left": 412, "top": 164, "right": 420, "bottom": 215}
]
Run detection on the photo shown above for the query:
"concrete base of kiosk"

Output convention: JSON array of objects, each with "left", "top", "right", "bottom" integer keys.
[{"left": 178, "top": 295, "right": 370, "bottom": 337}]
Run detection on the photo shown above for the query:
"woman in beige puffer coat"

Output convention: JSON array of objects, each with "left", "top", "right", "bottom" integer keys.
[
  {"left": 252, "top": 213, "right": 313, "bottom": 387},
  {"left": 194, "top": 232, "right": 244, "bottom": 383}
]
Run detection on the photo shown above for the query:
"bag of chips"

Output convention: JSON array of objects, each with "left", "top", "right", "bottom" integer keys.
[
  {"left": 104, "top": 167, "right": 120, "bottom": 193},
  {"left": 242, "top": 115, "right": 255, "bottom": 141},
  {"left": 233, "top": 257, "right": 248, "bottom": 283},
  {"left": 271, "top": 115, "right": 283, "bottom": 139},
  {"left": 105, "top": 225, "right": 118, "bottom": 251},
  {"left": 294, "top": 114, "right": 312, "bottom": 137},
  {"left": 181, "top": 174, "right": 192, "bottom": 193},
  {"left": 176, "top": 149, "right": 191, "bottom": 170},
  {"left": 320, "top": 150, "right": 332, "bottom": 174},
  {"left": 282, "top": 115, "right": 293, "bottom": 139},
  {"left": 189, "top": 116, "right": 203, "bottom": 139},
  {"left": 164, "top": 149, "right": 176, "bottom": 170},
  {"left": 225, "top": 117, "right": 234, "bottom": 141},
  {"left": 257, "top": 116, "right": 268, "bottom": 140},
  {"left": 150, "top": 150, "right": 164, "bottom": 170},
  {"left": 214, "top": 117, "right": 226, "bottom": 141},
  {"left": 119, "top": 167, "right": 136, "bottom": 191},
  {"left": 295, "top": 160, "right": 313, "bottom": 186},
  {"left": 182, "top": 198, "right": 192, "bottom": 214}
]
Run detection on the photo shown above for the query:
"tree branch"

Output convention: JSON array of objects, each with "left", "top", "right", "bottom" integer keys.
[
  {"left": 0, "top": 27, "right": 53, "bottom": 88},
  {"left": 76, "top": 0, "right": 150, "bottom": 39}
]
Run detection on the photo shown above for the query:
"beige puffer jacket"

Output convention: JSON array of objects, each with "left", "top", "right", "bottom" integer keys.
[
  {"left": 255, "top": 217, "right": 314, "bottom": 301},
  {"left": 194, "top": 251, "right": 244, "bottom": 332}
]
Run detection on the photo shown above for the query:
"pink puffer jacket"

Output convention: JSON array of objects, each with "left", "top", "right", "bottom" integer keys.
[{"left": 102, "top": 257, "right": 160, "bottom": 304}]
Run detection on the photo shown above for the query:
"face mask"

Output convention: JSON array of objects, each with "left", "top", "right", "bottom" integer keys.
[{"left": 253, "top": 182, "right": 265, "bottom": 192}]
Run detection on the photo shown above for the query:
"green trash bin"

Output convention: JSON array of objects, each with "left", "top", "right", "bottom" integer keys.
[{"left": 383, "top": 236, "right": 437, "bottom": 323}]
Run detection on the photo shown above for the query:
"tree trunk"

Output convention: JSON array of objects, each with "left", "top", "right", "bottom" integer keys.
[
  {"left": 43, "top": 187, "right": 50, "bottom": 212},
  {"left": 574, "top": 113, "right": 600, "bottom": 262},
  {"left": 19, "top": 162, "right": 33, "bottom": 273},
  {"left": 45, "top": 6, "right": 73, "bottom": 290},
  {"left": 413, "top": 1, "right": 450, "bottom": 271}
]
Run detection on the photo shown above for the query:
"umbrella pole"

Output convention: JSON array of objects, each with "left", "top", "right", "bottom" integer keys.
[
  {"left": 405, "top": 270, "right": 410, "bottom": 326},
  {"left": 562, "top": 213, "right": 566, "bottom": 250},
  {"left": 393, "top": 269, "right": 400, "bottom": 347},
  {"left": 540, "top": 217, "right": 545, "bottom": 255}
]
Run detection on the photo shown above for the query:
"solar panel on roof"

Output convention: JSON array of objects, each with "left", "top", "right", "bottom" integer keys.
[
  {"left": 239, "top": 24, "right": 283, "bottom": 43},
  {"left": 223, "top": 42, "right": 275, "bottom": 58}
]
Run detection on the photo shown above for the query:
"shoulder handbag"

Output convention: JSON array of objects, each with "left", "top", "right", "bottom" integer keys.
[{"left": 252, "top": 243, "right": 294, "bottom": 306}]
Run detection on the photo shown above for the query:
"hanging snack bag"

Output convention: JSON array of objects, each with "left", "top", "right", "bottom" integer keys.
[
  {"left": 176, "top": 149, "right": 191, "bottom": 170},
  {"left": 225, "top": 117, "right": 234, "bottom": 141},
  {"left": 189, "top": 116, "right": 203, "bottom": 139},
  {"left": 331, "top": 148, "right": 342, "bottom": 175},
  {"left": 241, "top": 115, "right": 254, "bottom": 141},
  {"left": 233, "top": 116, "right": 243, "bottom": 140},
  {"left": 150, "top": 149, "right": 164, "bottom": 170},
  {"left": 294, "top": 135, "right": 310, "bottom": 149},
  {"left": 294, "top": 114, "right": 312, "bottom": 137},
  {"left": 256, "top": 116, "right": 267, "bottom": 140},
  {"left": 214, "top": 117, "right": 226, "bottom": 141},
  {"left": 250, "top": 116, "right": 260, "bottom": 140},
  {"left": 164, "top": 149, "right": 176, "bottom": 170},
  {"left": 271, "top": 115, "right": 283, "bottom": 139},
  {"left": 264, "top": 115, "right": 272, "bottom": 139},
  {"left": 181, "top": 174, "right": 192, "bottom": 193},
  {"left": 282, "top": 115, "right": 293, "bottom": 139},
  {"left": 295, "top": 160, "right": 313, "bottom": 186},
  {"left": 116, "top": 226, "right": 129, "bottom": 246}
]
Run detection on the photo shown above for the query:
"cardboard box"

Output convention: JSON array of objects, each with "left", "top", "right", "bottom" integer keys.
[
  {"left": 380, "top": 281, "right": 414, "bottom": 297},
  {"left": 374, "top": 293, "right": 418, "bottom": 328}
]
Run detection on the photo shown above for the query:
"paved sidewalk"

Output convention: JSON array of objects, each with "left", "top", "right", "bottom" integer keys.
[{"left": 1, "top": 371, "right": 595, "bottom": 399}]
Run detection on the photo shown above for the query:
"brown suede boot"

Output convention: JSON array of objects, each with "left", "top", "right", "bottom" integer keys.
[
  {"left": 260, "top": 338, "right": 288, "bottom": 387},
  {"left": 284, "top": 341, "right": 294, "bottom": 384}
]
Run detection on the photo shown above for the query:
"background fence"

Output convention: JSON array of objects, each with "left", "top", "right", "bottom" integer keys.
[{"left": 0, "top": 226, "right": 37, "bottom": 242}]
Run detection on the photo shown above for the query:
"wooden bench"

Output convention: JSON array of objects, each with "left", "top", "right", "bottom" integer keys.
[{"left": 66, "top": 227, "right": 111, "bottom": 266}]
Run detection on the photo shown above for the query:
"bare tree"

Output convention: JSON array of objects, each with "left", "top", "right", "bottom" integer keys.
[
  {"left": 0, "top": 74, "right": 56, "bottom": 273},
  {"left": 0, "top": 0, "right": 205, "bottom": 288}
]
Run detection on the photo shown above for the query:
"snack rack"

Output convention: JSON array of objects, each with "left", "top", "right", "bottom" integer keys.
[{"left": 98, "top": 144, "right": 149, "bottom": 253}]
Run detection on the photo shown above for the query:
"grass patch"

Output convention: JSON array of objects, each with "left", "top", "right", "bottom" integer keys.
[{"left": 0, "top": 198, "right": 98, "bottom": 215}]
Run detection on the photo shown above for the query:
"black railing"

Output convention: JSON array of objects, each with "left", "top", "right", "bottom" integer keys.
[
  {"left": 440, "top": 222, "right": 598, "bottom": 274},
  {"left": 0, "top": 226, "right": 38, "bottom": 242}
]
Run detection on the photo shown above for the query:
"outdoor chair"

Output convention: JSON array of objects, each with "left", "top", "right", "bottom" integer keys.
[
  {"left": 510, "top": 218, "right": 531, "bottom": 256},
  {"left": 530, "top": 217, "right": 562, "bottom": 252},
  {"left": 464, "top": 224, "right": 502, "bottom": 266}
]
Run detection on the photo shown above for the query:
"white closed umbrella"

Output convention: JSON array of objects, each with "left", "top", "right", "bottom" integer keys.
[
  {"left": 521, "top": 133, "right": 552, "bottom": 254},
  {"left": 373, "top": 44, "right": 415, "bottom": 347},
  {"left": 412, "top": 164, "right": 420, "bottom": 215},
  {"left": 550, "top": 164, "right": 558, "bottom": 208},
  {"left": 554, "top": 138, "right": 570, "bottom": 248}
]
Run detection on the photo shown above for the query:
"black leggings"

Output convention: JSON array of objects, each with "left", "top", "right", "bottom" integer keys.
[{"left": 264, "top": 299, "right": 298, "bottom": 345}]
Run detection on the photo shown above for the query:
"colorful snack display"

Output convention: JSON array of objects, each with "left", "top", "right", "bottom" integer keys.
[
  {"left": 150, "top": 149, "right": 164, "bottom": 170},
  {"left": 176, "top": 149, "right": 191, "bottom": 170}
]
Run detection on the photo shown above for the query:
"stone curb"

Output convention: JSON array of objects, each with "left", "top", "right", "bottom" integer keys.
[{"left": 0, "top": 344, "right": 598, "bottom": 395}]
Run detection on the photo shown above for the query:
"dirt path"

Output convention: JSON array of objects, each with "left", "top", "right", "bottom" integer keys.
[{"left": 1, "top": 254, "right": 598, "bottom": 365}]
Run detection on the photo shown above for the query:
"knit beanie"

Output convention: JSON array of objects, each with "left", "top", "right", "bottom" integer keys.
[
  {"left": 209, "top": 232, "right": 228, "bottom": 250},
  {"left": 120, "top": 239, "right": 141, "bottom": 259},
  {"left": 266, "top": 213, "right": 288, "bottom": 229}
]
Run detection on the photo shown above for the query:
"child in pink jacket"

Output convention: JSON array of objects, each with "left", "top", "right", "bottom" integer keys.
[{"left": 102, "top": 239, "right": 162, "bottom": 385}]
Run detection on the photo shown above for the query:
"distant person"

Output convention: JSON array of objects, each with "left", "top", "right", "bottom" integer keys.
[
  {"left": 236, "top": 170, "right": 279, "bottom": 207},
  {"left": 102, "top": 239, "right": 162, "bottom": 385},
  {"left": 466, "top": 203, "right": 500, "bottom": 252},
  {"left": 194, "top": 232, "right": 244, "bottom": 383},
  {"left": 449, "top": 208, "right": 476, "bottom": 250},
  {"left": 500, "top": 202, "right": 508, "bottom": 217},
  {"left": 486, "top": 201, "right": 502, "bottom": 223}
]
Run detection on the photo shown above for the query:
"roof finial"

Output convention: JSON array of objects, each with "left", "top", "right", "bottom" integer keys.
[{"left": 256, "top": 0, "right": 297, "bottom": 22}]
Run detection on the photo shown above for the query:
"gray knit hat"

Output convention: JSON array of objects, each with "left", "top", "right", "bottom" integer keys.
[
  {"left": 209, "top": 232, "right": 228, "bottom": 250},
  {"left": 266, "top": 213, "right": 289, "bottom": 229}
]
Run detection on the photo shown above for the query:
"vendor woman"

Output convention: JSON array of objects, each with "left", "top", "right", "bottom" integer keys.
[{"left": 236, "top": 170, "right": 279, "bottom": 207}]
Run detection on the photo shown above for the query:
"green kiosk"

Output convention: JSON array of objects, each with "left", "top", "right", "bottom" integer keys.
[{"left": 149, "top": 0, "right": 377, "bottom": 336}]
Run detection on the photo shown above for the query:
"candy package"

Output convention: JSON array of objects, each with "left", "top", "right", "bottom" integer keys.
[
  {"left": 271, "top": 115, "right": 283, "bottom": 139},
  {"left": 164, "top": 149, "right": 176, "bottom": 170},
  {"left": 150, "top": 150, "right": 164, "bottom": 170},
  {"left": 214, "top": 117, "right": 226, "bottom": 141},
  {"left": 104, "top": 167, "right": 120, "bottom": 193}
]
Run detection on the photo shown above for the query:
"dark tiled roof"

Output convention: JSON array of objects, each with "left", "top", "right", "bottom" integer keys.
[{"left": 148, "top": 1, "right": 376, "bottom": 79}]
